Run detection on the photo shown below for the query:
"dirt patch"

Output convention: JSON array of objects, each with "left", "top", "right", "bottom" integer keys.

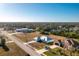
[
  {"left": 29, "top": 42, "right": 46, "bottom": 50},
  {"left": 49, "top": 34, "right": 66, "bottom": 42}
]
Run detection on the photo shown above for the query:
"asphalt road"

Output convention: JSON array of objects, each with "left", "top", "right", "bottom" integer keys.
[{"left": 1, "top": 31, "right": 41, "bottom": 56}]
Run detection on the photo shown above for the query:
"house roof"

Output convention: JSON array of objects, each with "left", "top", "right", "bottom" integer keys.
[{"left": 34, "top": 36, "right": 54, "bottom": 43}]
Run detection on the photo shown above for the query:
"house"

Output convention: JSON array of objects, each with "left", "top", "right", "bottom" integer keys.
[
  {"left": 16, "top": 28, "right": 34, "bottom": 33},
  {"left": 54, "top": 40, "right": 64, "bottom": 47},
  {"left": 34, "top": 36, "right": 54, "bottom": 43},
  {"left": 56, "top": 38, "right": 75, "bottom": 49},
  {"left": 34, "top": 36, "right": 42, "bottom": 42}
]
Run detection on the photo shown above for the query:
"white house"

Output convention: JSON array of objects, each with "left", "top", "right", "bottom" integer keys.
[{"left": 34, "top": 36, "right": 54, "bottom": 43}]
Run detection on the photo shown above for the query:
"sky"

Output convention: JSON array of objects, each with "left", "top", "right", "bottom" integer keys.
[{"left": 0, "top": 3, "right": 79, "bottom": 22}]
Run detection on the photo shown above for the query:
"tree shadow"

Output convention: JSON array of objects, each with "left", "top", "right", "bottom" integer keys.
[{"left": 2, "top": 45, "right": 9, "bottom": 51}]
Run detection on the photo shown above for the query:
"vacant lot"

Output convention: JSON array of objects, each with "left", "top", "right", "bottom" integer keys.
[
  {"left": 0, "top": 42, "right": 28, "bottom": 56},
  {"left": 29, "top": 42, "right": 46, "bottom": 50},
  {"left": 48, "top": 34, "right": 66, "bottom": 42},
  {"left": 14, "top": 32, "right": 42, "bottom": 42}
]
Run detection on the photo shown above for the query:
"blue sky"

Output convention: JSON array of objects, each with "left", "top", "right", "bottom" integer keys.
[{"left": 0, "top": 3, "right": 79, "bottom": 22}]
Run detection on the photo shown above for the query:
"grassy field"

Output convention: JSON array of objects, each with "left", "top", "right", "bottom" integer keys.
[
  {"left": 0, "top": 42, "right": 28, "bottom": 56},
  {"left": 44, "top": 47, "right": 79, "bottom": 56},
  {"left": 29, "top": 42, "right": 46, "bottom": 50},
  {"left": 44, "top": 47, "right": 63, "bottom": 56}
]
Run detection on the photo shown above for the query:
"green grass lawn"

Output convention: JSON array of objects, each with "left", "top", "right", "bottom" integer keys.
[
  {"left": 44, "top": 47, "right": 63, "bottom": 56},
  {"left": 44, "top": 47, "right": 79, "bottom": 56}
]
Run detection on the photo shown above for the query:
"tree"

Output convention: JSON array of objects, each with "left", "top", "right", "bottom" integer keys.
[{"left": 1, "top": 37, "right": 6, "bottom": 46}]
